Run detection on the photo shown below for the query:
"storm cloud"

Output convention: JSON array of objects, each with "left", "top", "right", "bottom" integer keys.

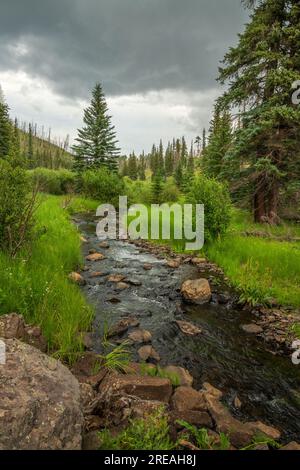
[{"left": 0, "top": 0, "right": 248, "bottom": 153}]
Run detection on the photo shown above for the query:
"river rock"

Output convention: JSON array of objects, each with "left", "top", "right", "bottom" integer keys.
[
  {"left": 171, "top": 410, "right": 213, "bottom": 429},
  {"left": 175, "top": 320, "right": 202, "bottom": 336},
  {"left": 127, "top": 278, "right": 142, "bottom": 286},
  {"left": 108, "top": 274, "right": 127, "bottom": 283},
  {"left": 86, "top": 253, "right": 105, "bottom": 262},
  {"left": 280, "top": 441, "right": 300, "bottom": 450},
  {"left": 99, "top": 241, "right": 110, "bottom": 249},
  {"left": 24, "top": 325, "right": 47, "bottom": 353},
  {"left": 171, "top": 386, "right": 207, "bottom": 413},
  {"left": 89, "top": 271, "right": 105, "bottom": 278},
  {"left": 71, "top": 352, "right": 108, "bottom": 389},
  {"left": 191, "top": 257, "right": 207, "bottom": 265},
  {"left": 115, "top": 282, "right": 130, "bottom": 291},
  {"left": 143, "top": 263, "right": 153, "bottom": 271},
  {"left": 138, "top": 345, "right": 161, "bottom": 363},
  {"left": 167, "top": 260, "right": 181, "bottom": 269},
  {"left": 107, "top": 317, "right": 140, "bottom": 338},
  {"left": 128, "top": 329, "right": 152, "bottom": 344},
  {"left": 241, "top": 324, "right": 263, "bottom": 334},
  {"left": 181, "top": 278, "right": 212, "bottom": 305},
  {"left": 0, "top": 338, "right": 83, "bottom": 450},
  {"left": 99, "top": 374, "right": 172, "bottom": 403},
  {"left": 68, "top": 272, "right": 86, "bottom": 286},
  {"left": 163, "top": 366, "right": 193, "bottom": 387},
  {"left": 80, "top": 383, "right": 95, "bottom": 410},
  {"left": 245, "top": 421, "right": 281, "bottom": 440}
]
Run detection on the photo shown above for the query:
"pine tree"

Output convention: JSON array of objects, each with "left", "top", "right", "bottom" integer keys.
[
  {"left": 219, "top": 0, "right": 300, "bottom": 223},
  {"left": 121, "top": 157, "right": 128, "bottom": 177},
  {"left": 27, "top": 123, "right": 34, "bottom": 168},
  {"left": 138, "top": 152, "right": 146, "bottom": 180},
  {"left": 73, "top": 83, "right": 120, "bottom": 172},
  {"left": 202, "top": 128, "right": 207, "bottom": 152},
  {"left": 165, "top": 142, "right": 174, "bottom": 176},
  {"left": 151, "top": 172, "right": 163, "bottom": 204},
  {"left": 202, "top": 103, "right": 232, "bottom": 179},
  {"left": 174, "top": 161, "right": 184, "bottom": 189},
  {"left": 158, "top": 139, "right": 165, "bottom": 177},
  {"left": 0, "top": 86, "right": 11, "bottom": 158},
  {"left": 127, "top": 152, "right": 138, "bottom": 180},
  {"left": 180, "top": 136, "right": 188, "bottom": 167}
]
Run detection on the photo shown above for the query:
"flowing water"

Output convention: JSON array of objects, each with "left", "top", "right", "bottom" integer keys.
[{"left": 77, "top": 215, "right": 300, "bottom": 442}]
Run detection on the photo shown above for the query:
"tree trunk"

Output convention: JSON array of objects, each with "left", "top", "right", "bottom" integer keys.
[
  {"left": 253, "top": 183, "right": 266, "bottom": 223},
  {"left": 267, "top": 180, "right": 280, "bottom": 225}
]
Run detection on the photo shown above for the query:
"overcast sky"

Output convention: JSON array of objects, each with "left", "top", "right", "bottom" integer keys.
[{"left": 0, "top": 0, "right": 248, "bottom": 154}]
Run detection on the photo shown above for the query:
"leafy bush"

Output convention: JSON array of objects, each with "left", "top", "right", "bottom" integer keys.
[
  {"left": 187, "top": 175, "right": 231, "bottom": 241},
  {"left": 29, "top": 168, "right": 75, "bottom": 195},
  {"left": 98, "top": 409, "right": 174, "bottom": 450},
  {"left": 79, "top": 168, "right": 125, "bottom": 205},
  {"left": 0, "top": 159, "right": 36, "bottom": 256},
  {"left": 124, "top": 177, "right": 153, "bottom": 205}
]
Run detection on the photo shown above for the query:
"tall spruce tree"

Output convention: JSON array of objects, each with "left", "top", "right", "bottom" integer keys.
[
  {"left": 202, "top": 103, "right": 232, "bottom": 179},
  {"left": 219, "top": 0, "right": 300, "bottom": 223},
  {"left": 127, "top": 152, "right": 138, "bottom": 180},
  {"left": 73, "top": 83, "right": 120, "bottom": 172},
  {"left": 0, "top": 86, "right": 11, "bottom": 158}
]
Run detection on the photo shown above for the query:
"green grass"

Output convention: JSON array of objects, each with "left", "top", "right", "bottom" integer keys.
[
  {"left": 205, "top": 208, "right": 300, "bottom": 308},
  {"left": 98, "top": 408, "right": 175, "bottom": 450},
  {"left": 177, "top": 420, "right": 231, "bottom": 450},
  {"left": 0, "top": 194, "right": 94, "bottom": 360}
]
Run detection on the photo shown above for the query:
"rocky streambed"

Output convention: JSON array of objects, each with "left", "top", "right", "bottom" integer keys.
[{"left": 75, "top": 214, "right": 300, "bottom": 444}]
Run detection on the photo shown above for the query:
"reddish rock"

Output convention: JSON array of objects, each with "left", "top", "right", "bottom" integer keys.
[
  {"left": 138, "top": 345, "right": 161, "bottom": 362},
  {"left": 89, "top": 271, "right": 104, "bottom": 278},
  {"left": 280, "top": 441, "right": 300, "bottom": 450},
  {"left": 115, "top": 282, "right": 130, "bottom": 290},
  {"left": 68, "top": 272, "right": 86, "bottom": 286},
  {"left": 86, "top": 253, "right": 105, "bottom": 262},
  {"left": 107, "top": 317, "right": 140, "bottom": 338},
  {"left": 167, "top": 260, "right": 181, "bottom": 269},
  {"left": 163, "top": 366, "right": 193, "bottom": 387},
  {"left": 181, "top": 278, "right": 211, "bottom": 305},
  {"left": 171, "top": 410, "right": 213, "bottom": 429},
  {"left": 171, "top": 386, "right": 207, "bottom": 413},
  {"left": 175, "top": 320, "right": 202, "bottom": 337},
  {"left": 143, "top": 264, "right": 153, "bottom": 271},
  {"left": 108, "top": 274, "right": 127, "bottom": 283},
  {"left": 128, "top": 329, "right": 152, "bottom": 344},
  {"left": 0, "top": 313, "right": 25, "bottom": 339},
  {"left": 99, "top": 374, "right": 172, "bottom": 403},
  {"left": 241, "top": 324, "right": 263, "bottom": 334}
]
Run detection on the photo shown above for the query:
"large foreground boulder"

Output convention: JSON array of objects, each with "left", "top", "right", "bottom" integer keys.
[
  {"left": 0, "top": 338, "right": 83, "bottom": 450},
  {"left": 181, "top": 278, "right": 212, "bottom": 305}
]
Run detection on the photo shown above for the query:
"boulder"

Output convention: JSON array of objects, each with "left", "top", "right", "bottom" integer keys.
[
  {"left": 82, "top": 431, "right": 101, "bottom": 450},
  {"left": 0, "top": 339, "right": 83, "bottom": 450},
  {"left": 171, "top": 410, "right": 213, "bottom": 429},
  {"left": 71, "top": 352, "right": 108, "bottom": 389},
  {"left": 171, "top": 386, "right": 207, "bottom": 413},
  {"left": 68, "top": 272, "right": 86, "bottom": 286},
  {"left": 181, "top": 278, "right": 212, "bottom": 305},
  {"left": 175, "top": 320, "right": 202, "bottom": 337},
  {"left": 89, "top": 271, "right": 105, "bottom": 278},
  {"left": 86, "top": 253, "right": 105, "bottom": 262},
  {"left": 163, "top": 366, "right": 193, "bottom": 387},
  {"left": 138, "top": 345, "right": 161, "bottom": 363},
  {"left": 245, "top": 421, "right": 281, "bottom": 440},
  {"left": 80, "top": 383, "right": 95, "bottom": 410},
  {"left": 128, "top": 329, "right": 152, "bottom": 344},
  {"left": 24, "top": 325, "right": 47, "bottom": 353},
  {"left": 99, "top": 374, "right": 172, "bottom": 403},
  {"left": 107, "top": 317, "right": 140, "bottom": 338},
  {"left": 241, "top": 324, "right": 263, "bottom": 334}
]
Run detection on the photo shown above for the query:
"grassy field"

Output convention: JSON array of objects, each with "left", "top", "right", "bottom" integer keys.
[
  {"left": 0, "top": 195, "right": 96, "bottom": 360},
  {"left": 132, "top": 206, "right": 300, "bottom": 309}
]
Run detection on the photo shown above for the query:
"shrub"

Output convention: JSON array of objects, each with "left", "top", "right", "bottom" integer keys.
[
  {"left": 0, "top": 159, "right": 36, "bottom": 256},
  {"left": 187, "top": 175, "right": 231, "bottom": 241},
  {"left": 29, "top": 168, "right": 75, "bottom": 195},
  {"left": 79, "top": 168, "right": 125, "bottom": 205},
  {"left": 124, "top": 177, "right": 153, "bottom": 205}
]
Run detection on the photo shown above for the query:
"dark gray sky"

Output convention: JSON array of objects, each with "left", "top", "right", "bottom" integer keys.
[{"left": 0, "top": 0, "right": 248, "bottom": 153}]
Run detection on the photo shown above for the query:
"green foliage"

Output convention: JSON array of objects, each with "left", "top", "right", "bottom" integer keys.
[
  {"left": 218, "top": 0, "right": 300, "bottom": 222},
  {"left": 0, "top": 88, "right": 12, "bottom": 158},
  {"left": 161, "top": 177, "right": 181, "bottom": 203},
  {"left": 73, "top": 83, "right": 120, "bottom": 172},
  {"left": 100, "top": 340, "right": 131, "bottom": 373},
  {"left": 187, "top": 175, "right": 231, "bottom": 241},
  {"left": 124, "top": 178, "right": 153, "bottom": 205},
  {"left": 140, "top": 364, "right": 180, "bottom": 387},
  {"left": 0, "top": 196, "right": 93, "bottom": 360},
  {"left": 177, "top": 420, "right": 230, "bottom": 450},
  {"left": 151, "top": 172, "right": 164, "bottom": 204},
  {"left": 98, "top": 409, "right": 175, "bottom": 450},
  {"left": 29, "top": 168, "right": 75, "bottom": 195},
  {"left": 79, "top": 167, "right": 125, "bottom": 205},
  {"left": 241, "top": 433, "right": 281, "bottom": 451},
  {"left": 0, "top": 159, "right": 36, "bottom": 256}
]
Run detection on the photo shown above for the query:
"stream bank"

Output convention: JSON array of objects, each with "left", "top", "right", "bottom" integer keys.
[{"left": 75, "top": 214, "right": 300, "bottom": 443}]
